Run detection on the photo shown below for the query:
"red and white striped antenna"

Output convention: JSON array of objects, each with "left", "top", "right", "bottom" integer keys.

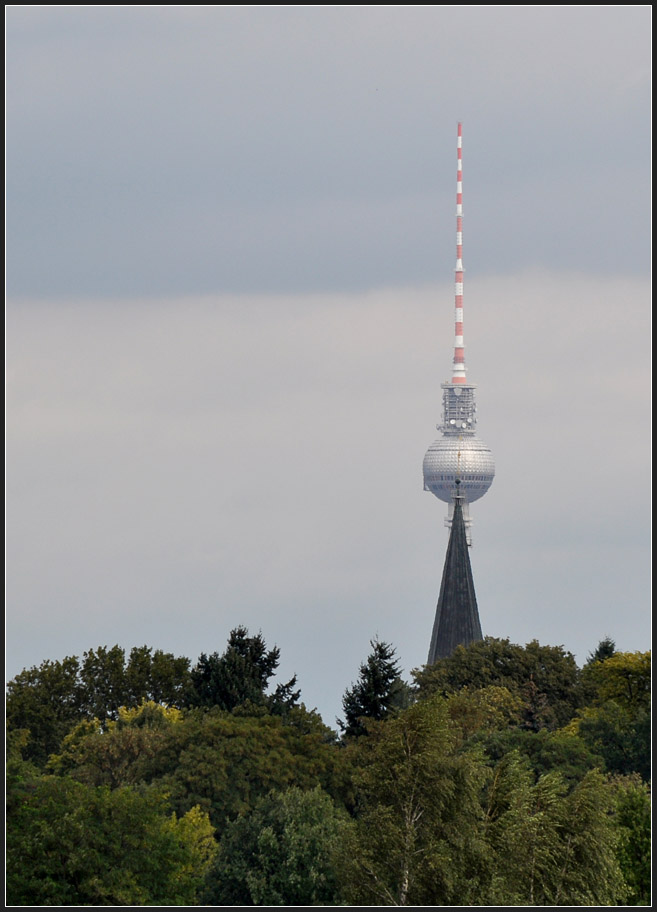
[{"left": 452, "top": 122, "right": 466, "bottom": 384}]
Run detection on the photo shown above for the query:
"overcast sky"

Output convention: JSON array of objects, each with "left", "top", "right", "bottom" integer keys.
[{"left": 6, "top": 6, "right": 651, "bottom": 729}]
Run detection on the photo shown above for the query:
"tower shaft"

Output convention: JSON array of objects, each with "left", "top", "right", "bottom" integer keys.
[{"left": 427, "top": 492, "right": 482, "bottom": 664}]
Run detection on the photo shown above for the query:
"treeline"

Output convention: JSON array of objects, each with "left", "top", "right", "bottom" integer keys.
[{"left": 6, "top": 630, "right": 651, "bottom": 906}]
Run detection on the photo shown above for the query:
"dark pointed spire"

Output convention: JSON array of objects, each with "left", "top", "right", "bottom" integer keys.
[{"left": 427, "top": 483, "right": 483, "bottom": 664}]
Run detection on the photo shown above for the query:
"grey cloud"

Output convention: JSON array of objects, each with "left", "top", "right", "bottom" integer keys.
[{"left": 6, "top": 6, "right": 651, "bottom": 298}]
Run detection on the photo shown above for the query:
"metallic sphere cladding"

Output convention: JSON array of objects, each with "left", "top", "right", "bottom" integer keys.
[{"left": 423, "top": 433, "right": 495, "bottom": 504}]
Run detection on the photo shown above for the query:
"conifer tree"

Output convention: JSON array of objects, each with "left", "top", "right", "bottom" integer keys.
[
  {"left": 186, "top": 626, "right": 299, "bottom": 713},
  {"left": 586, "top": 635, "right": 616, "bottom": 665},
  {"left": 340, "top": 639, "right": 410, "bottom": 738}
]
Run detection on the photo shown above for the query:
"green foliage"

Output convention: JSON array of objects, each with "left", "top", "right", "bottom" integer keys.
[
  {"left": 445, "top": 685, "right": 524, "bottom": 741},
  {"left": 6, "top": 772, "right": 217, "bottom": 906},
  {"left": 471, "top": 726, "right": 606, "bottom": 787},
  {"left": 609, "top": 774, "right": 652, "bottom": 905},
  {"left": 553, "top": 769, "right": 628, "bottom": 905},
  {"left": 483, "top": 756, "right": 627, "bottom": 905},
  {"left": 78, "top": 645, "right": 131, "bottom": 720},
  {"left": 574, "top": 702, "right": 651, "bottom": 781},
  {"left": 46, "top": 700, "right": 348, "bottom": 837},
  {"left": 6, "top": 645, "right": 191, "bottom": 767},
  {"left": 581, "top": 650, "right": 651, "bottom": 712},
  {"left": 186, "top": 626, "right": 300, "bottom": 714},
  {"left": 6, "top": 729, "right": 41, "bottom": 817},
  {"left": 339, "top": 696, "right": 490, "bottom": 906},
  {"left": 79, "top": 644, "right": 192, "bottom": 721},
  {"left": 586, "top": 635, "right": 616, "bottom": 665},
  {"left": 340, "top": 638, "right": 411, "bottom": 738},
  {"left": 414, "top": 636, "right": 582, "bottom": 730},
  {"left": 46, "top": 702, "right": 184, "bottom": 788},
  {"left": 568, "top": 651, "right": 651, "bottom": 780},
  {"left": 6, "top": 655, "right": 83, "bottom": 766},
  {"left": 6, "top": 632, "right": 649, "bottom": 906},
  {"left": 124, "top": 645, "right": 191, "bottom": 707},
  {"left": 156, "top": 709, "right": 351, "bottom": 835},
  {"left": 339, "top": 697, "right": 628, "bottom": 906},
  {"left": 202, "top": 786, "right": 350, "bottom": 905}
]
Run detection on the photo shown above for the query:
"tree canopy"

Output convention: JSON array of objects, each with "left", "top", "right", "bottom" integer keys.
[
  {"left": 6, "top": 645, "right": 191, "bottom": 766},
  {"left": 6, "top": 767, "right": 216, "bottom": 906},
  {"left": 201, "top": 786, "right": 350, "bottom": 906},
  {"left": 413, "top": 636, "right": 583, "bottom": 729},
  {"left": 5, "top": 630, "right": 650, "bottom": 906}
]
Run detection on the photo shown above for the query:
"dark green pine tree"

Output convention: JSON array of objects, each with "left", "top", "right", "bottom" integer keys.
[
  {"left": 186, "top": 626, "right": 299, "bottom": 713},
  {"left": 340, "top": 639, "right": 410, "bottom": 738},
  {"left": 586, "top": 636, "right": 616, "bottom": 665}
]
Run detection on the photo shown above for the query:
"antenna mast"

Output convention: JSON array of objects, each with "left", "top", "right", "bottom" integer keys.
[
  {"left": 452, "top": 122, "right": 466, "bottom": 385},
  {"left": 423, "top": 122, "right": 495, "bottom": 541}
]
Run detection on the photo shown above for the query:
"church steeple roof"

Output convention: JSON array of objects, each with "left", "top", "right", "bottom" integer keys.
[{"left": 427, "top": 485, "right": 483, "bottom": 664}]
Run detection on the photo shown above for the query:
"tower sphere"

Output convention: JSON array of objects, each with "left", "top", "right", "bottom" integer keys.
[{"left": 423, "top": 434, "right": 495, "bottom": 504}]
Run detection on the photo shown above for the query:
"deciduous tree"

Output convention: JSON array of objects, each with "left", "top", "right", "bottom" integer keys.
[
  {"left": 338, "top": 696, "right": 489, "bottom": 905},
  {"left": 582, "top": 650, "right": 650, "bottom": 712},
  {"left": 567, "top": 651, "right": 651, "bottom": 780},
  {"left": 47, "top": 701, "right": 184, "bottom": 788},
  {"left": 609, "top": 773, "right": 651, "bottom": 906},
  {"left": 6, "top": 655, "right": 83, "bottom": 766},
  {"left": 414, "top": 636, "right": 582, "bottom": 729},
  {"left": 6, "top": 645, "right": 192, "bottom": 766},
  {"left": 6, "top": 774, "right": 217, "bottom": 906},
  {"left": 483, "top": 754, "right": 627, "bottom": 905},
  {"left": 201, "top": 786, "right": 350, "bottom": 905},
  {"left": 124, "top": 645, "right": 191, "bottom": 706},
  {"left": 46, "top": 700, "right": 348, "bottom": 836}
]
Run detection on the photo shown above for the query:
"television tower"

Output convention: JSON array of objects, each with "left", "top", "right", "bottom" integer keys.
[{"left": 423, "top": 123, "right": 495, "bottom": 664}]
